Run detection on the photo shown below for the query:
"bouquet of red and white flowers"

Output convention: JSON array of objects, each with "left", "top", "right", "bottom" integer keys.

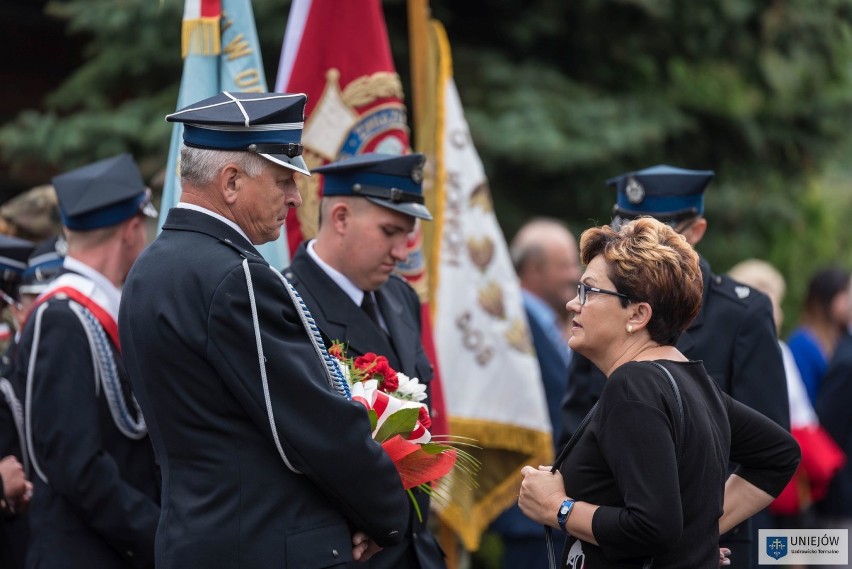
[{"left": 329, "top": 341, "right": 478, "bottom": 519}]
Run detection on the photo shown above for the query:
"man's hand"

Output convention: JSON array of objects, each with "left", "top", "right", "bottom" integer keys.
[
  {"left": 352, "top": 530, "right": 383, "bottom": 562},
  {"left": 0, "top": 455, "right": 32, "bottom": 514}
]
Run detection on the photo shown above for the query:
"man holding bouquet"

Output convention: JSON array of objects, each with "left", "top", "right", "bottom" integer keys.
[
  {"left": 284, "top": 153, "right": 446, "bottom": 569},
  {"left": 119, "top": 93, "right": 410, "bottom": 568}
]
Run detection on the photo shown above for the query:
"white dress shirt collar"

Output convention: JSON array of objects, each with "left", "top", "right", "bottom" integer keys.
[
  {"left": 176, "top": 202, "right": 252, "bottom": 245},
  {"left": 62, "top": 255, "right": 122, "bottom": 318}
]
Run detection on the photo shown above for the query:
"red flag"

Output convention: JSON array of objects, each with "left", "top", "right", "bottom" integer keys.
[{"left": 276, "top": 0, "right": 448, "bottom": 437}]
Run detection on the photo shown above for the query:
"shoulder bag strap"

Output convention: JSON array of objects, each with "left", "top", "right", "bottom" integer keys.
[
  {"left": 546, "top": 402, "right": 598, "bottom": 569},
  {"left": 648, "top": 361, "right": 685, "bottom": 461}
]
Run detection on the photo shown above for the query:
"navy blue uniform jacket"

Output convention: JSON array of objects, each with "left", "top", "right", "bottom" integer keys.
[
  {"left": 119, "top": 208, "right": 409, "bottom": 569},
  {"left": 16, "top": 272, "right": 160, "bottom": 568},
  {"left": 285, "top": 241, "right": 445, "bottom": 569}
]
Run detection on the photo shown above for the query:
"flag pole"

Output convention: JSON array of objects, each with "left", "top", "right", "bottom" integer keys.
[
  {"left": 407, "top": 0, "right": 429, "bottom": 153},
  {"left": 408, "top": 3, "right": 462, "bottom": 569}
]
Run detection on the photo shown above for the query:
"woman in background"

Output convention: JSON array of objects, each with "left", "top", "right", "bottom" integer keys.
[{"left": 787, "top": 267, "right": 851, "bottom": 405}]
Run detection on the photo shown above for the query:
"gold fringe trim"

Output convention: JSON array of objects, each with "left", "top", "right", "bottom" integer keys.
[
  {"left": 182, "top": 17, "right": 221, "bottom": 58},
  {"left": 435, "top": 418, "right": 554, "bottom": 551}
]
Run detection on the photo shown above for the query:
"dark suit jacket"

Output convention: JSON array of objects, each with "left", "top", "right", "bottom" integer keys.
[
  {"left": 16, "top": 271, "right": 160, "bottom": 569},
  {"left": 557, "top": 257, "right": 789, "bottom": 566},
  {"left": 285, "top": 242, "right": 444, "bottom": 569},
  {"left": 119, "top": 208, "right": 409, "bottom": 569}
]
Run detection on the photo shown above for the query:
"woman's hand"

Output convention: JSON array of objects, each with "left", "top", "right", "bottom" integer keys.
[
  {"left": 518, "top": 465, "right": 567, "bottom": 527},
  {"left": 719, "top": 547, "right": 731, "bottom": 566}
]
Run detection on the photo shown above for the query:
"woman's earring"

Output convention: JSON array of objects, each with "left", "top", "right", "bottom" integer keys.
[{"left": 626, "top": 324, "right": 633, "bottom": 334}]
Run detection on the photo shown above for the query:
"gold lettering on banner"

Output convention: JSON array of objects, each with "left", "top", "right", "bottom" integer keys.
[
  {"left": 456, "top": 311, "right": 494, "bottom": 366},
  {"left": 235, "top": 69, "right": 262, "bottom": 92},
  {"left": 221, "top": 11, "right": 233, "bottom": 33},
  {"left": 443, "top": 171, "right": 464, "bottom": 267},
  {"left": 224, "top": 34, "right": 253, "bottom": 61}
]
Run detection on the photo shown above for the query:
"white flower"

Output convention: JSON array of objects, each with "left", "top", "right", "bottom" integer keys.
[
  {"left": 394, "top": 372, "right": 427, "bottom": 402},
  {"left": 333, "top": 358, "right": 352, "bottom": 385}
]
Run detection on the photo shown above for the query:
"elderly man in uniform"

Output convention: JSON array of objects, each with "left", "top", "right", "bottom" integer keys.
[
  {"left": 559, "top": 165, "right": 789, "bottom": 568},
  {"left": 119, "top": 92, "right": 410, "bottom": 569},
  {"left": 16, "top": 153, "right": 160, "bottom": 568},
  {"left": 283, "top": 152, "right": 445, "bottom": 569}
]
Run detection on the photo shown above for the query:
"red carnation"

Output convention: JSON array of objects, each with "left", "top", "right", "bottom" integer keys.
[
  {"left": 418, "top": 406, "right": 432, "bottom": 430},
  {"left": 354, "top": 352, "right": 381, "bottom": 371},
  {"left": 381, "top": 368, "right": 399, "bottom": 392}
]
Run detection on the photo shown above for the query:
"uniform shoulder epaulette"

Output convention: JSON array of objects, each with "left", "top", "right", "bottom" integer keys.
[
  {"left": 712, "top": 273, "right": 755, "bottom": 305},
  {"left": 216, "top": 237, "right": 263, "bottom": 262}
]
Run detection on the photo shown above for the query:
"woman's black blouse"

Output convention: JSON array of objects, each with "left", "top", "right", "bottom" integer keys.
[{"left": 558, "top": 360, "right": 800, "bottom": 569}]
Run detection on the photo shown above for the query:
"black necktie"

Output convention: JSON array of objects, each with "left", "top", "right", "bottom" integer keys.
[{"left": 361, "top": 291, "right": 382, "bottom": 328}]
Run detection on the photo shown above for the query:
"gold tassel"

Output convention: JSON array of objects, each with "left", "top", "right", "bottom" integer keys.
[{"left": 181, "top": 17, "right": 221, "bottom": 58}]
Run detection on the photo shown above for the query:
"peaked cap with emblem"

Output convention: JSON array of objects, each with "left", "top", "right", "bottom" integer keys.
[
  {"left": 608, "top": 165, "right": 715, "bottom": 227},
  {"left": 0, "top": 234, "right": 35, "bottom": 298},
  {"left": 314, "top": 153, "right": 432, "bottom": 221},
  {"left": 19, "top": 234, "right": 66, "bottom": 296},
  {"left": 167, "top": 91, "right": 311, "bottom": 176},
  {"left": 52, "top": 153, "right": 158, "bottom": 231}
]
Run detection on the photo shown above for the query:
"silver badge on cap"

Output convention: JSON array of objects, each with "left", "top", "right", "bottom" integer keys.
[
  {"left": 625, "top": 176, "right": 645, "bottom": 204},
  {"left": 411, "top": 164, "right": 424, "bottom": 184}
]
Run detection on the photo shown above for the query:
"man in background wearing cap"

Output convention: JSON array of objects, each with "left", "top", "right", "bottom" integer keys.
[
  {"left": 120, "top": 93, "right": 410, "bottom": 568},
  {"left": 559, "top": 165, "right": 789, "bottom": 568},
  {"left": 16, "top": 153, "right": 160, "bottom": 568},
  {"left": 284, "top": 152, "right": 445, "bottom": 569},
  {"left": 0, "top": 234, "right": 35, "bottom": 569}
]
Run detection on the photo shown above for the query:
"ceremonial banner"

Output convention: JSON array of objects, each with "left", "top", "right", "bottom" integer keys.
[
  {"left": 420, "top": 19, "right": 553, "bottom": 551},
  {"left": 276, "top": 0, "right": 448, "bottom": 437},
  {"left": 160, "top": 0, "right": 290, "bottom": 267}
]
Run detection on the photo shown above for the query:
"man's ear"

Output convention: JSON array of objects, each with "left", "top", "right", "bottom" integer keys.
[
  {"left": 124, "top": 215, "right": 144, "bottom": 239},
  {"left": 683, "top": 217, "right": 707, "bottom": 247},
  {"left": 219, "top": 164, "right": 241, "bottom": 206},
  {"left": 329, "top": 201, "right": 352, "bottom": 234}
]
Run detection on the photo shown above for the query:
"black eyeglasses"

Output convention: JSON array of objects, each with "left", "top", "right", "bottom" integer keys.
[{"left": 577, "top": 282, "right": 630, "bottom": 306}]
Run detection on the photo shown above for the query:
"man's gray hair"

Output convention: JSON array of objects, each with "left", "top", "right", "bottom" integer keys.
[{"left": 180, "top": 145, "right": 267, "bottom": 186}]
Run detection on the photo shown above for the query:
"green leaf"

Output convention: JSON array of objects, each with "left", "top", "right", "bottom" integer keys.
[{"left": 374, "top": 408, "right": 419, "bottom": 443}]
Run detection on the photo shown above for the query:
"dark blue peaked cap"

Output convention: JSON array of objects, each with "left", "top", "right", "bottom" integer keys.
[
  {"left": 52, "top": 153, "right": 157, "bottom": 231},
  {"left": 20, "top": 235, "right": 66, "bottom": 295},
  {"left": 609, "top": 165, "right": 715, "bottom": 225},
  {"left": 167, "top": 92, "right": 311, "bottom": 176},
  {"left": 0, "top": 234, "right": 35, "bottom": 291},
  {"left": 314, "top": 153, "right": 432, "bottom": 221}
]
